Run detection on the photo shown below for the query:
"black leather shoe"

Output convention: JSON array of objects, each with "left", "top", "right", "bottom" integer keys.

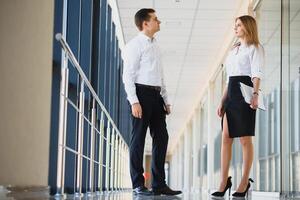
[
  {"left": 133, "top": 186, "right": 153, "bottom": 196},
  {"left": 152, "top": 185, "right": 182, "bottom": 196}
]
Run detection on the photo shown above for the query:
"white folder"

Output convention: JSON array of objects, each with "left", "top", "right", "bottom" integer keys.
[{"left": 240, "top": 82, "right": 266, "bottom": 111}]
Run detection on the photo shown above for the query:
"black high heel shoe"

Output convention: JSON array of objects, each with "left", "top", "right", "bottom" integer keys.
[
  {"left": 232, "top": 178, "right": 254, "bottom": 198},
  {"left": 211, "top": 176, "right": 232, "bottom": 198}
]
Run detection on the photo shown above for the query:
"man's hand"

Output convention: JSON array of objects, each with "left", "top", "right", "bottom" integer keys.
[
  {"left": 165, "top": 104, "right": 171, "bottom": 115},
  {"left": 131, "top": 103, "right": 142, "bottom": 118}
]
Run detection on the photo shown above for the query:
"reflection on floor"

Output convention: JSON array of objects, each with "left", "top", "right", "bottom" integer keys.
[{"left": 0, "top": 186, "right": 289, "bottom": 200}]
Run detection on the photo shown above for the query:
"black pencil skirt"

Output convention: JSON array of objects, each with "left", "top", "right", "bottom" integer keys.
[{"left": 222, "top": 76, "right": 256, "bottom": 138}]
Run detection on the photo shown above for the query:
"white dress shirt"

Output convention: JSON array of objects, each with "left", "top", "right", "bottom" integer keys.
[
  {"left": 122, "top": 32, "right": 169, "bottom": 105},
  {"left": 225, "top": 43, "right": 264, "bottom": 83}
]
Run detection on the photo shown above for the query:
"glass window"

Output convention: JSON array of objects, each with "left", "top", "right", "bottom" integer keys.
[
  {"left": 290, "top": 0, "right": 300, "bottom": 193},
  {"left": 255, "top": 0, "right": 281, "bottom": 192}
]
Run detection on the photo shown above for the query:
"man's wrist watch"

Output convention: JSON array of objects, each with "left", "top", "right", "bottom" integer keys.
[{"left": 253, "top": 92, "right": 259, "bottom": 96}]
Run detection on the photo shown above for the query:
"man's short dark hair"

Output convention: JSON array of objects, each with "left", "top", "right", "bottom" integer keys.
[{"left": 135, "top": 8, "right": 155, "bottom": 31}]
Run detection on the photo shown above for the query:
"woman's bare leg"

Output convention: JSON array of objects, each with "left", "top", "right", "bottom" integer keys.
[
  {"left": 219, "top": 113, "right": 234, "bottom": 191},
  {"left": 236, "top": 136, "right": 254, "bottom": 192}
]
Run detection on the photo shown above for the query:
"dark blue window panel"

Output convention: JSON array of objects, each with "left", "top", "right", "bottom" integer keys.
[
  {"left": 94, "top": 116, "right": 102, "bottom": 190},
  {"left": 98, "top": 0, "right": 107, "bottom": 104},
  {"left": 91, "top": 0, "right": 101, "bottom": 96},
  {"left": 115, "top": 42, "right": 120, "bottom": 126},
  {"left": 79, "top": 0, "right": 93, "bottom": 192},
  {"left": 97, "top": 0, "right": 109, "bottom": 188},
  {"left": 64, "top": 102, "right": 78, "bottom": 194},
  {"left": 110, "top": 23, "right": 116, "bottom": 121},
  {"left": 52, "top": 0, "right": 63, "bottom": 65},
  {"left": 118, "top": 48, "right": 122, "bottom": 128},
  {"left": 82, "top": 111, "right": 91, "bottom": 193},
  {"left": 80, "top": 0, "right": 93, "bottom": 78},
  {"left": 66, "top": 0, "right": 81, "bottom": 85},
  {"left": 93, "top": 122, "right": 100, "bottom": 190},
  {"left": 101, "top": 120, "right": 107, "bottom": 190},
  {"left": 90, "top": 0, "right": 101, "bottom": 190},
  {"left": 64, "top": 0, "right": 81, "bottom": 193},
  {"left": 104, "top": 6, "right": 112, "bottom": 110},
  {"left": 102, "top": 118, "right": 109, "bottom": 190},
  {"left": 118, "top": 48, "right": 123, "bottom": 128},
  {"left": 113, "top": 32, "right": 118, "bottom": 124}
]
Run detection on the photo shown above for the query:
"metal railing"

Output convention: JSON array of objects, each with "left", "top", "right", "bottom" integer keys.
[{"left": 54, "top": 33, "right": 130, "bottom": 198}]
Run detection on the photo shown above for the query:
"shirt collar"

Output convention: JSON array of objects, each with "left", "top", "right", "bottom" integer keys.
[{"left": 139, "top": 32, "right": 156, "bottom": 43}]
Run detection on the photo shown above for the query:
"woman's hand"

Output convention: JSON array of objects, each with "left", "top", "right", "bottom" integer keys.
[
  {"left": 250, "top": 94, "right": 259, "bottom": 110},
  {"left": 217, "top": 103, "right": 225, "bottom": 118}
]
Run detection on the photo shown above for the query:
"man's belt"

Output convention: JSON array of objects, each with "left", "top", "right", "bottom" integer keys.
[{"left": 135, "top": 83, "right": 161, "bottom": 92}]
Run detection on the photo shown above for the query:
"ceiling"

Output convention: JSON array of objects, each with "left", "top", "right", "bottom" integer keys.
[{"left": 117, "top": 0, "right": 246, "bottom": 154}]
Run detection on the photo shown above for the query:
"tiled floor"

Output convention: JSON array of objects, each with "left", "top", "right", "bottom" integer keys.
[{"left": 0, "top": 187, "right": 297, "bottom": 200}]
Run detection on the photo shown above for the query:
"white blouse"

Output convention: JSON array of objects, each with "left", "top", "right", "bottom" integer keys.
[{"left": 224, "top": 43, "right": 264, "bottom": 84}]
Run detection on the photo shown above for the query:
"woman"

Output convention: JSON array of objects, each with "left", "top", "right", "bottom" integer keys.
[{"left": 211, "top": 15, "right": 264, "bottom": 198}]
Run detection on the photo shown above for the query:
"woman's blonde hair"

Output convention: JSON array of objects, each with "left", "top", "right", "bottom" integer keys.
[{"left": 236, "top": 15, "right": 260, "bottom": 47}]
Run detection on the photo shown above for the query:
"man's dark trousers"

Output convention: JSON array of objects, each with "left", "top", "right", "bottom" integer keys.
[{"left": 129, "top": 85, "right": 169, "bottom": 189}]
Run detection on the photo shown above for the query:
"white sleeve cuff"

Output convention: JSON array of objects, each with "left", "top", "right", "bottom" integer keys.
[
  {"left": 251, "top": 71, "right": 263, "bottom": 80},
  {"left": 128, "top": 96, "right": 139, "bottom": 105},
  {"left": 162, "top": 96, "right": 170, "bottom": 106}
]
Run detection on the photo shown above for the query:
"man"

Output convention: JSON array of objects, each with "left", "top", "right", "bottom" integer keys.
[{"left": 122, "top": 8, "right": 182, "bottom": 196}]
